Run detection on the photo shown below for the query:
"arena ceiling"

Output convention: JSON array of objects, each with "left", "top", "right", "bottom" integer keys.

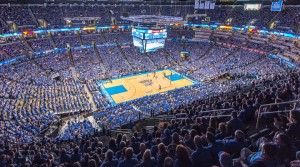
[{"left": 0, "top": 0, "right": 299, "bottom": 5}]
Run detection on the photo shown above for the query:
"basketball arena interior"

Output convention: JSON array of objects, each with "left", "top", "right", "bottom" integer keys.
[{"left": 0, "top": 0, "right": 300, "bottom": 166}]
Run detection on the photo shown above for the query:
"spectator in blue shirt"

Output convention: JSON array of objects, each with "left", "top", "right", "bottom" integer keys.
[
  {"left": 157, "top": 143, "right": 169, "bottom": 167},
  {"left": 184, "top": 129, "right": 197, "bottom": 150},
  {"left": 128, "top": 136, "right": 140, "bottom": 154},
  {"left": 150, "top": 138, "right": 161, "bottom": 157},
  {"left": 191, "top": 135, "right": 213, "bottom": 167},
  {"left": 162, "top": 129, "right": 172, "bottom": 146},
  {"left": 224, "top": 130, "right": 247, "bottom": 157},
  {"left": 215, "top": 123, "right": 228, "bottom": 140},
  {"left": 227, "top": 111, "right": 245, "bottom": 132},
  {"left": 206, "top": 132, "right": 225, "bottom": 164},
  {"left": 240, "top": 142, "right": 279, "bottom": 167},
  {"left": 173, "top": 145, "right": 192, "bottom": 167},
  {"left": 118, "top": 147, "right": 138, "bottom": 167},
  {"left": 101, "top": 149, "right": 119, "bottom": 167},
  {"left": 136, "top": 149, "right": 156, "bottom": 167},
  {"left": 218, "top": 151, "right": 233, "bottom": 167},
  {"left": 137, "top": 143, "right": 146, "bottom": 161},
  {"left": 70, "top": 147, "right": 81, "bottom": 164},
  {"left": 60, "top": 148, "right": 70, "bottom": 165}
]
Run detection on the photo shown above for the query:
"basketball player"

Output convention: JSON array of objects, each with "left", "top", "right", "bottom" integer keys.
[{"left": 158, "top": 85, "right": 161, "bottom": 90}]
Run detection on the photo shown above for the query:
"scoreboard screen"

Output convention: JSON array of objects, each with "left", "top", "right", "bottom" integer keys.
[
  {"left": 133, "top": 37, "right": 143, "bottom": 48},
  {"left": 244, "top": 4, "right": 261, "bottom": 10},
  {"left": 132, "top": 28, "right": 167, "bottom": 53},
  {"left": 146, "top": 39, "right": 165, "bottom": 52}
]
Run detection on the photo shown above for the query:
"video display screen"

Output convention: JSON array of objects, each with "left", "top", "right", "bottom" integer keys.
[
  {"left": 244, "top": 4, "right": 261, "bottom": 10},
  {"left": 145, "top": 39, "right": 165, "bottom": 52},
  {"left": 132, "top": 28, "right": 167, "bottom": 53},
  {"left": 133, "top": 36, "right": 144, "bottom": 49}
]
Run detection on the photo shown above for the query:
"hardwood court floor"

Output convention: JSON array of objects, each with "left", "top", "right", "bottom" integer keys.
[{"left": 100, "top": 69, "right": 196, "bottom": 104}]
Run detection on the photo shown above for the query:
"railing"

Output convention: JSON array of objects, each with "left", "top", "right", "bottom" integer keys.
[
  {"left": 199, "top": 108, "right": 234, "bottom": 116},
  {"left": 256, "top": 100, "right": 300, "bottom": 128},
  {"left": 201, "top": 115, "right": 231, "bottom": 118},
  {"left": 172, "top": 108, "right": 234, "bottom": 121},
  {"left": 110, "top": 129, "right": 132, "bottom": 138},
  {"left": 155, "top": 114, "right": 176, "bottom": 121}
]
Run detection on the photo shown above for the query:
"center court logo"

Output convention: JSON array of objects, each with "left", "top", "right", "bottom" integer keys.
[{"left": 139, "top": 79, "right": 153, "bottom": 86}]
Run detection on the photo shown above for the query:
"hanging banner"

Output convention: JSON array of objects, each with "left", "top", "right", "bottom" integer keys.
[
  {"left": 194, "top": 0, "right": 200, "bottom": 9},
  {"left": 200, "top": 3, "right": 205, "bottom": 9},
  {"left": 204, "top": 1, "right": 210, "bottom": 9},
  {"left": 271, "top": 0, "right": 283, "bottom": 11},
  {"left": 209, "top": 2, "right": 215, "bottom": 9}
]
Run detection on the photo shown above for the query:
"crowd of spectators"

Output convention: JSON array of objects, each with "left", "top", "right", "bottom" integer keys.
[
  {"left": 0, "top": 13, "right": 299, "bottom": 166},
  {"left": 0, "top": 5, "right": 299, "bottom": 34},
  {"left": 1, "top": 71, "right": 300, "bottom": 165},
  {"left": 27, "top": 37, "right": 55, "bottom": 52},
  {"left": 0, "top": 41, "right": 31, "bottom": 61},
  {"left": 72, "top": 48, "right": 106, "bottom": 80},
  {"left": 53, "top": 35, "right": 81, "bottom": 48},
  {"left": 81, "top": 34, "right": 105, "bottom": 46},
  {"left": 0, "top": 6, "right": 36, "bottom": 29}
]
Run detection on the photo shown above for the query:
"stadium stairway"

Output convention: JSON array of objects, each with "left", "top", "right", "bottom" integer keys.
[
  {"left": 144, "top": 52, "right": 159, "bottom": 66},
  {"left": 48, "top": 33, "right": 57, "bottom": 48},
  {"left": 0, "top": 50, "right": 11, "bottom": 60},
  {"left": 224, "top": 5, "right": 236, "bottom": 24},
  {"left": 23, "top": 53, "right": 50, "bottom": 76},
  {"left": 87, "top": 116, "right": 101, "bottom": 130},
  {"left": 83, "top": 83, "right": 98, "bottom": 112},
  {"left": 92, "top": 42, "right": 107, "bottom": 73},
  {"left": 206, "top": 46, "right": 241, "bottom": 69},
  {"left": 194, "top": 42, "right": 215, "bottom": 62},
  {"left": 77, "top": 33, "right": 84, "bottom": 46},
  {"left": 100, "top": 32, "right": 108, "bottom": 43},
  {"left": 115, "top": 40, "right": 133, "bottom": 70},
  {"left": 163, "top": 49, "right": 179, "bottom": 66},
  {"left": 67, "top": 47, "right": 79, "bottom": 79},
  {"left": 67, "top": 46, "right": 75, "bottom": 67},
  {"left": 28, "top": 6, "right": 39, "bottom": 26},
  {"left": 144, "top": 53, "right": 158, "bottom": 68},
  {"left": 0, "top": 18, "right": 9, "bottom": 30},
  {"left": 21, "top": 36, "right": 35, "bottom": 52},
  {"left": 267, "top": 9, "right": 283, "bottom": 29}
]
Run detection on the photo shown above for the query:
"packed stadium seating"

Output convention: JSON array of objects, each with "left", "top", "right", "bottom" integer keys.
[
  {"left": 0, "top": 5, "right": 299, "bottom": 33},
  {"left": 0, "top": 2, "right": 299, "bottom": 167}
]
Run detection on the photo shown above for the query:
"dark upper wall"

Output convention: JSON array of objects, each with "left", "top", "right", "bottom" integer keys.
[
  {"left": 0, "top": 0, "right": 276, "bottom": 5},
  {"left": 0, "top": 0, "right": 299, "bottom": 5}
]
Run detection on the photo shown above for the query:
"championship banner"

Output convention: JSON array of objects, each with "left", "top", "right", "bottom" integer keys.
[
  {"left": 204, "top": 1, "right": 210, "bottom": 9},
  {"left": 271, "top": 0, "right": 283, "bottom": 11},
  {"left": 209, "top": 2, "right": 215, "bottom": 9},
  {"left": 194, "top": 0, "right": 200, "bottom": 9},
  {"left": 200, "top": 3, "right": 205, "bottom": 9}
]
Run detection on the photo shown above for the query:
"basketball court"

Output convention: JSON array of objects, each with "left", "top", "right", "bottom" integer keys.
[{"left": 98, "top": 69, "right": 197, "bottom": 104}]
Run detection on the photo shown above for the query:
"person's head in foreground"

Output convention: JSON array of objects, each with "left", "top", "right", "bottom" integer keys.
[{"left": 218, "top": 151, "right": 233, "bottom": 167}]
